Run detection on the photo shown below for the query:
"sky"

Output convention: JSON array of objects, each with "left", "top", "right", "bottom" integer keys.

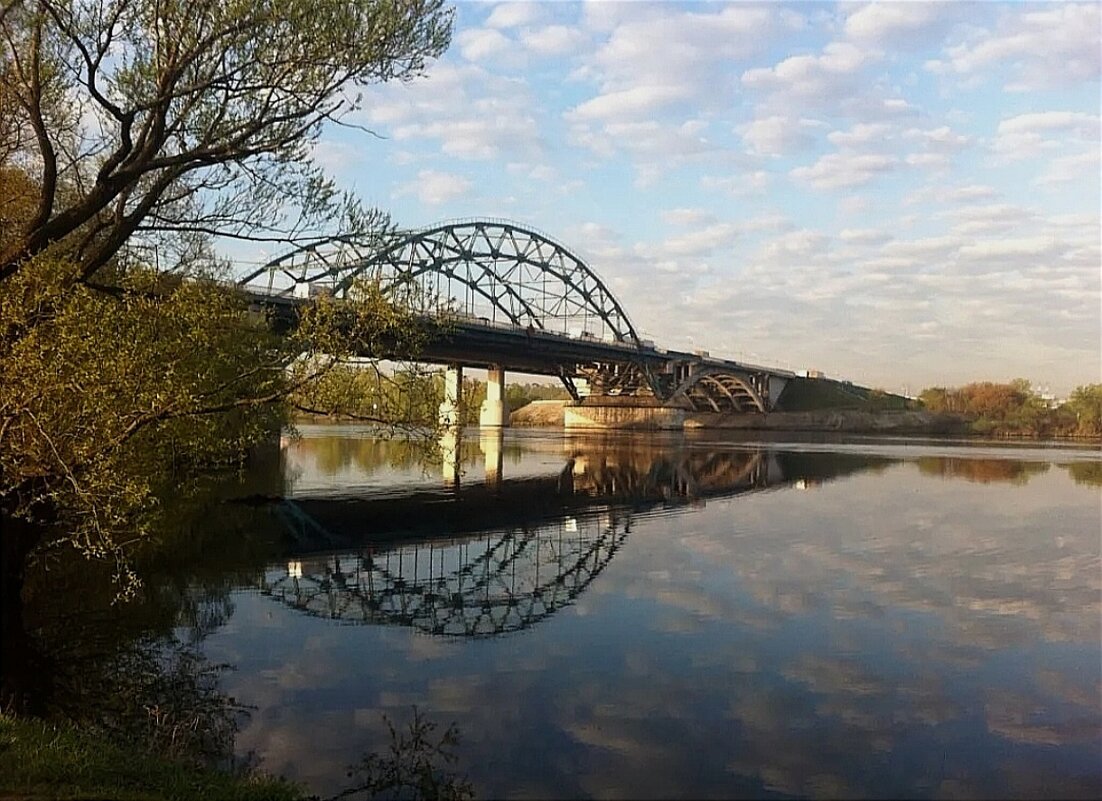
[{"left": 304, "top": 1, "right": 1099, "bottom": 397}]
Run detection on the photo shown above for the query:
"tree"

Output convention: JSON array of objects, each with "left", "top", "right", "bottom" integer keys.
[
  {"left": 0, "top": 0, "right": 452, "bottom": 281},
  {"left": 0, "top": 0, "right": 454, "bottom": 642},
  {"left": 918, "top": 387, "right": 952, "bottom": 413},
  {"left": 1065, "top": 384, "right": 1102, "bottom": 436}
]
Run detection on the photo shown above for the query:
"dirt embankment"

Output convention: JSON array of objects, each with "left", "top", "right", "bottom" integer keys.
[
  {"left": 684, "top": 409, "right": 969, "bottom": 434},
  {"left": 510, "top": 399, "right": 569, "bottom": 426}
]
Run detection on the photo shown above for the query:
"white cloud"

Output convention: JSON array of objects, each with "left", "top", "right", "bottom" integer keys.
[
  {"left": 312, "top": 139, "right": 361, "bottom": 174},
  {"left": 903, "top": 126, "right": 971, "bottom": 152},
  {"left": 569, "top": 4, "right": 780, "bottom": 127},
  {"left": 568, "top": 118, "right": 723, "bottom": 186},
  {"left": 941, "top": 203, "right": 1036, "bottom": 236},
  {"left": 905, "top": 184, "right": 998, "bottom": 206},
  {"left": 1035, "top": 150, "right": 1102, "bottom": 188},
  {"left": 456, "top": 27, "right": 512, "bottom": 62},
  {"left": 827, "top": 123, "right": 895, "bottom": 150},
  {"left": 904, "top": 152, "right": 949, "bottom": 169},
  {"left": 401, "top": 170, "right": 472, "bottom": 205},
  {"left": 699, "top": 171, "right": 772, "bottom": 197},
  {"left": 394, "top": 113, "right": 539, "bottom": 161},
  {"left": 360, "top": 63, "right": 543, "bottom": 163},
  {"left": 839, "top": 228, "right": 893, "bottom": 246},
  {"left": 661, "top": 208, "right": 717, "bottom": 228},
  {"left": 958, "top": 237, "right": 1058, "bottom": 261},
  {"left": 568, "top": 85, "right": 694, "bottom": 122},
  {"left": 739, "top": 116, "right": 824, "bottom": 156},
  {"left": 742, "top": 42, "right": 874, "bottom": 99},
  {"left": 790, "top": 152, "right": 899, "bottom": 190},
  {"left": 843, "top": 2, "right": 965, "bottom": 48},
  {"left": 926, "top": 4, "right": 1101, "bottom": 91},
  {"left": 993, "top": 111, "right": 1100, "bottom": 160},
  {"left": 639, "top": 223, "right": 741, "bottom": 259},
  {"left": 484, "top": 2, "right": 545, "bottom": 30},
  {"left": 521, "top": 25, "right": 588, "bottom": 57}
]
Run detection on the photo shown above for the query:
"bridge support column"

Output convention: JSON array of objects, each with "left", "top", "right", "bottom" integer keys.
[
  {"left": 439, "top": 365, "right": 463, "bottom": 427},
  {"left": 479, "top": 366, "right": 509, "bottom": 428}
]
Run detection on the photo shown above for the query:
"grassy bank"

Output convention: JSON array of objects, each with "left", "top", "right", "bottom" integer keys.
[{"left": 0, "top": 715, "right": 300, "bottom": 801}]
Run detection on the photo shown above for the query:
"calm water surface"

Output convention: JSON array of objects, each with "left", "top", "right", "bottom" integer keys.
[{"left": 196, "top": 426, "right": 1100, "bottom": 799}]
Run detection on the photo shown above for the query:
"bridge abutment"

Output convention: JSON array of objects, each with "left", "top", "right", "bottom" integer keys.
[{"left": 564, "top": 396, "right": 687, "bottom": 430}]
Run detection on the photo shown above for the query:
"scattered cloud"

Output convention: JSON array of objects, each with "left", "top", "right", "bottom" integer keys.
[
  {"left": 925, "top": 3, "right": 1101, "bottom": 91},
  {"left": 843, "top": 2, "right": 966, "bottom": 48},
  {"left": 307, "top": 1, "right": 1100, "bottom": 394},
  {"left": 739, "top": 115, "right": 825, "bottom": 156},
  {"left": 399, "top": 170, "right": 472, "bottom": 205},
  {"left": 791, "top": 152, "right": 899, "bottom": 190}
]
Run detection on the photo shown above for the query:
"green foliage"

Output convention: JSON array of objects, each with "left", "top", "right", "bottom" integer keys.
[
  {"left": 0, "top": 255, "right": 435, "bottom": 592},
  {"left": 1064, "top": 384, "right": 1102, "bottom": 436},
  {"left": 0, "top": 257, "right": 289, "bottom": 582},
  {"left": 776, "top": 377, "right": 910, "bottom": 412},
  {"left": 0, "top": 0, "right": 456, "bottom": 587},
  {"left": 0, "top": 714, "right": 301, "bottom": 801},
  {"left": 295, "top": 362, "right": 444, "bottom": 428},
  {"left": 298, "top": 370, "right": 572, "bottom": 427},
  {"left": 505, "top": 382, "right": 572, "bottom": 412}
]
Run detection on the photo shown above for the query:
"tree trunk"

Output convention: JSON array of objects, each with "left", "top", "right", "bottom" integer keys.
[{"left": 0, "top": 512, "right": 52, "bottom": 716}]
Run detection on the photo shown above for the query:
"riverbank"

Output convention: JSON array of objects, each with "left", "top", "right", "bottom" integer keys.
[
  {"left": 510, "top": 401, "right": 969, "bottom": 434},
  {"left": 0, "top": 715, "right": 300, "bottom": 801},
  {"left": 684, "top": 409, "right": 969, "bottom": 434}
]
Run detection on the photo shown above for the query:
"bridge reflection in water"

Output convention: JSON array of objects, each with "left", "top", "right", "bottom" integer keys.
[{"left": 262, "top": 433, "right": 887, "bottom": 637}]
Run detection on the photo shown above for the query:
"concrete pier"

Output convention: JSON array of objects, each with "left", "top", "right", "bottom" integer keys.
[
  {"left": 439, "top": 365, "right": 463, "bottom": 427},
  {"left": 479, "top": 365, "right": 508, "bottom": 428}
]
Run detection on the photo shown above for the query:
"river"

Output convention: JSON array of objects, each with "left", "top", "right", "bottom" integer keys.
[
  {"left": 209, "top": 425, "right": 1102, "bottom": 798},
  {"left": 30, "top": 425, "right": 1102, "bottom": 798}
]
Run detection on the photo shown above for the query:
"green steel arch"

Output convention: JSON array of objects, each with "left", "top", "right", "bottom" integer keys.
[{"left": 238, "top": 220, "right": 641, "bottom": 345}]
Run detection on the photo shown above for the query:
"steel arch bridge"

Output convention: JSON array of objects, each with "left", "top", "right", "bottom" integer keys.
[{"left": 237, "top": 219, "right": 794, "bottom": 412}]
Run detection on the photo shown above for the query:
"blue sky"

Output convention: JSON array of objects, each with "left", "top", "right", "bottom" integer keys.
[{"left": 305, "top": 1, "right": 1099, "bottom": 396}]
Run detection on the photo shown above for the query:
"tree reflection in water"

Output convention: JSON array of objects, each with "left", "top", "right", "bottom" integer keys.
[
  {"left": 335, "top": 708, "right": 474, "bottom": 801},
  {"left": 1, "top": 447, "right": 476, "bottom": 797},
  {"left": 5, "top": 487, "right": 287, "bottom": 770}
]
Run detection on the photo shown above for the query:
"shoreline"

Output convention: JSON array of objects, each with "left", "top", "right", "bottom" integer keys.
[{"left": 509, "top": 401, "right": 1101, "bottom": 441}]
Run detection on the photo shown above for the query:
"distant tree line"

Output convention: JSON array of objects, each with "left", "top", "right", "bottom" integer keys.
[
  {"left": 918, "top": 380, "right": 1102, "bottom": 438},
  {"left": 294, "top": 364, "right": 571, "bottom": 425}
]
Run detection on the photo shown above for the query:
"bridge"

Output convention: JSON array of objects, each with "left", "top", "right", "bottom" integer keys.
[{"left": 237, "top": 219, "right": 799, "bottom": 429}]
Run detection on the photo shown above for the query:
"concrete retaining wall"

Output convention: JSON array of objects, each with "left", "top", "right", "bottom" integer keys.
[{"left": 564, "top": 404, "right": 686, "bottom": 430}]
